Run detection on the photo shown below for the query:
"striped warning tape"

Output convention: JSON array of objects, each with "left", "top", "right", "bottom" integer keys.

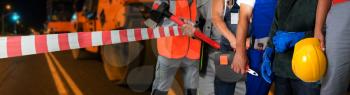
[{"left": 0, "top": 26, "right": 182, "bottom": 59}]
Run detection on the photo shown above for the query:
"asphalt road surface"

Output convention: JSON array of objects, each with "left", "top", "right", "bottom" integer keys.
[{"left": 0, "top": 51, "right": 150, "bottom": 95}]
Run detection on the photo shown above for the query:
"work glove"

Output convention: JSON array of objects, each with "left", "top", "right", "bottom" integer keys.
[
  {"left": 273, "top": 31, "right": 305, "bottom": 53},
  {"left": 261, "top": 47, "right": 274, "bottom": 84}
]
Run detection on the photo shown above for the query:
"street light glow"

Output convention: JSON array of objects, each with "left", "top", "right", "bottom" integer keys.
[
  {"left": 11, "top": 13, "right": 20, "bottom": 21},
  {"left": 71, "top": 13, "right": 77, "bottom": 20},
  {"left": 5, "top": 4, "right": 11, "bottom": 10}
]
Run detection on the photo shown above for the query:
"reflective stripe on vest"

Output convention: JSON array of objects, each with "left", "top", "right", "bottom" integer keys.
[
  {"left": 156, "top": 0, "right": 201, "bottom": 59},
  {"left": 251, "top": 0, "right": 277, "bottom": 38}
]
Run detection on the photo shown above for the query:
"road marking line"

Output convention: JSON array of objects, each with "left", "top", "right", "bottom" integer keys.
[
  {"left": 48, "top": 53, "right": 83, "bottom": 95},
  {"left": 44, "top": 53, "right": 68, "bottom": 95}
]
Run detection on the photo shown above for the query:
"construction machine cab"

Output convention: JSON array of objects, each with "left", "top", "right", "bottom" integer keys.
[{"left": 47, "top": 0, "right": 75, "bottom": 33}]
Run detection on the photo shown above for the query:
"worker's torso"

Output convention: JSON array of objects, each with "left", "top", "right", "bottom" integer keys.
[
  {"left": 251, "top": 0, "right": 277, "bottom": 38},
  {"left": 215, "top": 0, "right": 246, "bottom": 82},
  {"left": 274, "top": 0, "right": 318, "bottom": 32},
  {"left": 157, "top": 0, "right": 201, "bottom": 60},
  {"left": 220, "top": 0, "right": 240, "bottom": 51},
  {"left": 272, "top": 0, "right": 318, "bottom": 79}
]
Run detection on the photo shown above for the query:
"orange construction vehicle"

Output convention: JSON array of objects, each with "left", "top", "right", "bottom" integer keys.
[
  {"left": 46, "top": 0, "right": 184, "bottom": 94},
  {"left": 70, "top": 0, "right": 154, "bottom": 81},
  {"left": 46, "top": 0, "right": 76, "bottom": 33}
]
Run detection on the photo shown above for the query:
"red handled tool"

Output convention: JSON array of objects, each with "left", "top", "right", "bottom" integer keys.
[{"left": 145, "top": 3, "right": 221, "bottom": 49}]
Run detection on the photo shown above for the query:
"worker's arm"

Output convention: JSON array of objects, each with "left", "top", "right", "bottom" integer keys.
[
  {"left": 232, "top": 3, "right": 254, "bottom": 74},
  {"left": 212, "top": 0, "right": 237, "bottom": 49},
  {"left": 314, "top": 0, "right": 331, "bottom": 50}
]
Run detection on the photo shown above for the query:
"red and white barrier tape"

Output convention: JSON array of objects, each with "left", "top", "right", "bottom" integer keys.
[{"left": 0, "top": 26, "right": 183, "bottom": 59}]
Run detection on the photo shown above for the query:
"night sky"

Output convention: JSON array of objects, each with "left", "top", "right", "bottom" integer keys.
[{"left": 2, "top": 0, "right": 47, "bottom": 29}]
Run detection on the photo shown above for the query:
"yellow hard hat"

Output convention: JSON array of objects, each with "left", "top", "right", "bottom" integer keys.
[{"left": 292, "top": 38, "right": 327, "bottom": 82}]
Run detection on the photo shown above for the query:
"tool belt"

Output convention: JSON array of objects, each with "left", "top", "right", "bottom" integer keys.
[{"left": 208, "top": 51, "right": 243, "bottom": 82}]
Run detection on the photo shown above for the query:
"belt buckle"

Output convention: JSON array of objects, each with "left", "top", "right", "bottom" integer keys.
[{"left": 253, "top": 37, "right": 270, "bottom": 50}]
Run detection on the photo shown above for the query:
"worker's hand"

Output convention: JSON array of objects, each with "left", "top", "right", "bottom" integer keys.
[
  {"left": 182, "top": 24, "right": 195, "bottom": 37},
  {"left": 181, "top": 19, "right": 196, "bottom": 37},
  {"left": 230, "top": 41, "right": 237, "bottom": 50},
  {"left": 232, "top": 51, "right": 249, "bottom": 75},
  {"left": 314, "top": 30, "right": 325, "bottom": 51},
  {"left": 246, "top": 37, "right": 251, "bottom": 49}
]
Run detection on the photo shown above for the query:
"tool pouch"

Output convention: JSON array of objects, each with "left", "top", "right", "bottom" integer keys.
[{"left": 209, "top": 51, "right": 243, "bottom": 82}]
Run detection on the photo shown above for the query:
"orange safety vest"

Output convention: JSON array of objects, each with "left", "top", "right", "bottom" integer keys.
[{"left": 157, "top": 0, "right": 201, "bottom": 60}]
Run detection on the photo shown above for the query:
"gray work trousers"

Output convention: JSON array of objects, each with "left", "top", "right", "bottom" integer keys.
[
  {"left": 152, "top": 56, "right": 199, "bottom": 92},
  {"left": 199, "top": 59, "right": 216, "bottom": 95},
  {"left": 321, "top": 2, "right": 350, "bottom": 95}
]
